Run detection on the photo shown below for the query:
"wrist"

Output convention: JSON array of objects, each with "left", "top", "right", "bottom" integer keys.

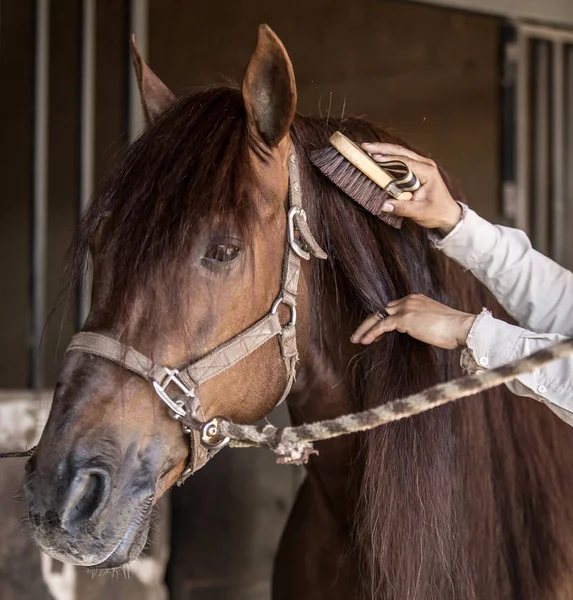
[
  {"left": 437, "top": 202, "right": 463, "bottom": 236},
  {"left": 456, "top": 314, "right": 477, "bottom": 347}
]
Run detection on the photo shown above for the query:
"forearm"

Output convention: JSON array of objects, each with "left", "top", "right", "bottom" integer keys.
[{"left": 431, "top": 205, "right": 573, "bottom": 335}]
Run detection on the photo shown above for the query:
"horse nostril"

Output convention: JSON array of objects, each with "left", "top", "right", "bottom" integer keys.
[{"left": 61, "top": 468, "right": 110, "bottom": 528}]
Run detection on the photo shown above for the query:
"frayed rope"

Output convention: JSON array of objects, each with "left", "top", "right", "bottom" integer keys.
[{"left": 219, "top": 338, "right": 573, "bottom": 465}]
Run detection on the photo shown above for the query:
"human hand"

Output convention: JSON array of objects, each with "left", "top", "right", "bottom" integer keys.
[
  {"left": 361, "top": 142, "right": 462, "bottom": 235},
  {"left": 350, "top": 294, "right": 476, "bottom": 350}
]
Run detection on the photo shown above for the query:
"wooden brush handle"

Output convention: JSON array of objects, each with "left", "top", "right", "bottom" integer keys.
[{"left": 330, "top": 132, "right": 414, "bottom": 201}]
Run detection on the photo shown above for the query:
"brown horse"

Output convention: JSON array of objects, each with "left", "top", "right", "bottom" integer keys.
[{"left": 24, "top": 25, "right": 573, "bottom": 599}]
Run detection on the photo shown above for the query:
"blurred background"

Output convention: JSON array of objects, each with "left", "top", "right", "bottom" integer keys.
[{"left": 0, "top": 0, "right": 571, "bottom": 598}]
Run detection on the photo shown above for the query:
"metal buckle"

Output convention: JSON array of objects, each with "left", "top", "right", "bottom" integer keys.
[
  {"left": 200, "top": 416, "right": 231, "bottom": 449},
  {"left": 271, "top": 296, "right": 297, "bottom": 327},
  {"left": 287, "top": 206, "right": 310, "bottom": 260},
  {"left": 152, "top": 368, "right": 195, "bottom": 420}
]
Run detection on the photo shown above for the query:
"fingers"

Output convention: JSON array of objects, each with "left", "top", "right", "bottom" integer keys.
[
  {"left": 367, "top": 153, "right": 435, "bottom": 185},
  {"left": 386, "top": 294, "right": 428, "bottom": 309},
  {"left": 351, "top": 295, "right": 432, "bottom": 344},
  {"left": 361, "top": 143, "right": 436, "bottom": 167},
  {"left": 351, "top": 295, "right": 429, "bottom": 344},
  {"left": 361, "top": 142, "right": 461, "bottom": 232},
  {"left": 381, "top": 198, "right": 426, "bottom": 217},
  {"left": 360, "top": 152, "right": 437, "bottom": 217},
  {"left": 351, "top": 311, "right": 387, "bottom": 343},
  {"left": 352, "top": 315, "right": 399, "bottom": 345},
  {"left": 351, "top": 302, "right": 407, "bottom": 344}
]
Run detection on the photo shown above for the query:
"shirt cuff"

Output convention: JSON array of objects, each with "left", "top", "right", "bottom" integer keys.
[
  {"left": 461, "top": 311, "right": 562, "bottom": 403},
  {"left": 459, "top": 309, "right": 573, "bottom": 425},
  {"left": 464, "top": 310, "right": 524, "bottom": 370},
  {"left": 428, "top": 204, "right": 500, "bottom": 270}
]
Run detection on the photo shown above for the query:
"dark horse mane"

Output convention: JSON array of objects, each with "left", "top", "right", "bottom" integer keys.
[
  {"left": 73, "top": 86, "right": 573, "bottom": 598},
  {"left": 292, "top": 118, "right": 573, "bottom": 597}
]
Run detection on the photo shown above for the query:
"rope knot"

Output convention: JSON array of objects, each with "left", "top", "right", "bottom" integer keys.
[{"left": 274, "top": 441, "right": 318, "bottom": 465}]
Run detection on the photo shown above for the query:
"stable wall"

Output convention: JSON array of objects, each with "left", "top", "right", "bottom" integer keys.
[{"left": 0, "top": 0, "right": 500, "bottom": 389}]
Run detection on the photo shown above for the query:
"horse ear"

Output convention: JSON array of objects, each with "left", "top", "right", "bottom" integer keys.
[
  {"left": 242, "top": 25, "right": 297, "bottom": 148},
  {"left": 130, "top": 35, "right": 176, "bottom": 125}
]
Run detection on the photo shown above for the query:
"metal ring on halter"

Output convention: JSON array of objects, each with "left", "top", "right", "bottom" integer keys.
[
  {"left": 287, "top": 206, "right": 310, "bottom": 260},
  {"left": 152, "top": 368, "right": 195, "bottom": 419},
  {"left": 271, "top": 296, "right": 297, "bottom": 327},
  {"left": 200, "top": 416, "right": 231, "bottom": 449}
]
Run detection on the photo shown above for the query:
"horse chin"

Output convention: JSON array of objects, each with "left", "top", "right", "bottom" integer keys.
[
  {"left": 91, "top": 511, "right": 152, "bottom": 569},
  {"left": 31, "top": 498, "right": 154, "bottom": 569}
]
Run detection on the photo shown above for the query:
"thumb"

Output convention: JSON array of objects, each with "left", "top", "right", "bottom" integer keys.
[{"left": 381, "top": 198, "right": 425, "bottom": 219}]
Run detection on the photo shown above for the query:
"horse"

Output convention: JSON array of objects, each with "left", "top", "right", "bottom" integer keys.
[{"left": 24, "top": 24, "right": 573, "bottom": 599}]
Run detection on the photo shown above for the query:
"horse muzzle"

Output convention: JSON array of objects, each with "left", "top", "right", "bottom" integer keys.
[{"left": 24, "top": 452, "right": 155, "bottom": 567}]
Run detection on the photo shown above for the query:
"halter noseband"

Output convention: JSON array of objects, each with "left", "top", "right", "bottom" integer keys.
[{"left": 66, "top": 148, "right": 327, "bottom": 484}]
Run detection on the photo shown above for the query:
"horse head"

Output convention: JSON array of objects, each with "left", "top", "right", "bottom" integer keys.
[{"left": 24, "top": 25, "right": 311, "bottom": 568}]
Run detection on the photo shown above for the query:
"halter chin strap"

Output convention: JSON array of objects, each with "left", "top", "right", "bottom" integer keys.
[{"left": 66, "top": 148, "right": 326, "bottom": 484}]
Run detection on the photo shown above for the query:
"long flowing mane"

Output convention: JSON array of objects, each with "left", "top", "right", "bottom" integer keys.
[
  {"left": 71, "top": 86, "right": 573, "bottom": 598},
  {"left": 291, "top": 116, "right": 573, "bottom": 598}
]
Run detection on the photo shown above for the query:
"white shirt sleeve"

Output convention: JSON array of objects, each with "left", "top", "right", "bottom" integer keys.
[
  {"left": 428, "top": 206, "right": 573, "bottom": 425},
  {"left": 430, "top": 205, "right": 573, "bottom": 335},
  {"left": 462, "top": 310, "right": 573, "bottom": 427}
]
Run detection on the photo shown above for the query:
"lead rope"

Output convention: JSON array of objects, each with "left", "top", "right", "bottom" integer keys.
[
  {"left": 206, "top": 338, "right": 573, "bottom": 465},
  {"left": 0, "top": 448, "right": 36, "bottom": 459}
]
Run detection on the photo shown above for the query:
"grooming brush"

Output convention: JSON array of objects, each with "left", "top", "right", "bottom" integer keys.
[{"left": 310, "top": 131, "right": 421, "bottom": 229}]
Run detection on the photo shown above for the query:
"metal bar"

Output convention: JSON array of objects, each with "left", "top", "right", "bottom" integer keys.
[
  {"left": 566, "top": 45, "right": 573, "bottom": 269},
  {"left": 518, "top": 23, "right": 573, "bottom": 44},
  {"left": 128, "top": 0, "right": 148, "bottom": 143},
  {"left": 403, "top": 0, "right": 573, "bottom": 29},
  {"left": 30, "top": 0, "right": 50, "bottom": 389},
  {"left": 515, "top": 27, "right": 530, "bottom": 233},
  {"left": 77, "top": 0, "right": 96, "bottom": 327},
  {"left": 501, "top": 24, "right": 519, "bottom": 226},
  {"left": 532, "top": 41, "right": 550, "bottom": 255},
  {"left": 551, "top": 41, "right": 565, "bottom": 263}
]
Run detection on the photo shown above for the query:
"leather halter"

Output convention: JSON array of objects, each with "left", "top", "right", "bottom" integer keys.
[{"left": 66, "top": 148, "right": 326, "bottom": 484}]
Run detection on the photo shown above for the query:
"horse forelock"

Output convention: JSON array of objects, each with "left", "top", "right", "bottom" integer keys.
[{"left": 68, "top": 86, "right": 260, "bottom": 338}]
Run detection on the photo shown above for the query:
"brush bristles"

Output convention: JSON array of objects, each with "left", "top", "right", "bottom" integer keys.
[{"left": 310, "top": 146, "right": 403, "bottom": 229}]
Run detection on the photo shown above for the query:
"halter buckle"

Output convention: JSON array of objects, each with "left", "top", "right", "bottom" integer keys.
[
  {"left": 152, "top": 368, "right": 195, "bottom": 420},
  {"left": 287, "top": 206, "right": 310, "bottom": 260}
]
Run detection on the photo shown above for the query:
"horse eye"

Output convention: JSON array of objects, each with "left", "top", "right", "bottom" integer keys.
[{"left": 202, "top": 240, "right": 242, "bottom": 266}]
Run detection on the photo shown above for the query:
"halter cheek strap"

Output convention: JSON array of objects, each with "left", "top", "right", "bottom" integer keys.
[{"left": 66, "top": 148, "right": 326, "bottom": 484}]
